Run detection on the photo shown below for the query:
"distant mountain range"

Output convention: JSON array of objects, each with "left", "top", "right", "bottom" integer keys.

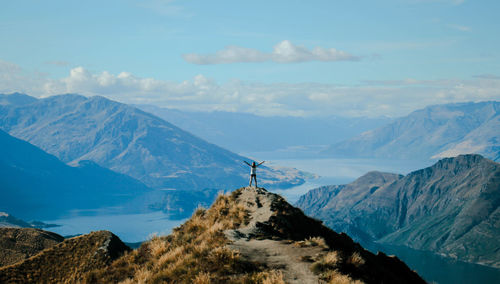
[
  {"left": 0, "top": 93, "right": 306, "bottom": 191},
  {"left": 0, "top": 129, "right": 152, "bottom": 219},
  {"left": 0, "top": 212, "right": 58, "bottom": 229},
  {"left": 296, "top": 154, "right": 500, "bottom": 268},
  {"left": 137, "top": 104, "right": 392, "bottom": 154},
  {"left": 323, "top": 102, "right": 500, "bottom": 161}
]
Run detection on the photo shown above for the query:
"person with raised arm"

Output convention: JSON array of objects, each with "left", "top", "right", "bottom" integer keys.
[{"left": 244, "top": 160, "right": 265, "bottom": 187}]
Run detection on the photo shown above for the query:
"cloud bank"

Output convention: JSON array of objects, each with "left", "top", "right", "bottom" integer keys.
[
  {"left": 0, "top": 60, "right": 499, "bottom": 118},
  {"left": 183, "top": 40, "right": 359, "bottom": 64}
]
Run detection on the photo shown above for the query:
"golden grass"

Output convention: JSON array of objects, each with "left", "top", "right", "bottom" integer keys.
[
  {"left": 323, "top": 251, "right": 342, "bottom": 266},
  {"left": 82, "top": 190, "right": 281, "bottom": 283},
  {"left": 325, "top": 270, "right": 365, "bottom": 284},
  {"left": 347, "top": 252, "right": 365, "bottom": 268},
  {"left": 294, "top": 236, "right": 329, "bottom": 249},
  {"left": 310, "top": 249, "right": 366, "bottom": 284},
  {"left": 261, "top": 270, "right": 286, "bottom": 284}
]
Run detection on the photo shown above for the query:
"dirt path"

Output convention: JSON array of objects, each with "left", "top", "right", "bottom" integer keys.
[
  {"left": 225, "top": 187, "right": 324, "bottom": 283},
  {"left": 229, "top": 238, "right": 323, "bottom": 284}
]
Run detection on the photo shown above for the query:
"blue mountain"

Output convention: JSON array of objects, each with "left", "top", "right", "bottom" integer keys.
[
  {"left": 0, "top": 129, "right": 152, "bottom": 219},
  {"left": 323, "top": 101, "right": 500, "bottom": 161}
]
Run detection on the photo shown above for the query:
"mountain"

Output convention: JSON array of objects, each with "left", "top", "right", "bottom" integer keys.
[
  {"left": 137, "top": 104, "right": 392, "bottom": 154},
  {"left": 296, "top": 154, "right": 500, "bottom": 268},
  {"left": 0, "top": 212, "right": 58, "bottom": 229},
  {"left": 0, "top": 93, "right": 306, "bottom": 190},
  {"left": 0, "top": 129, "right": 152, "bottom": 219},
  {"left": 0, "top": 228, "right": 64, "bottom": 267},
  {"left": 323, "top": 101, "right": 500, "bottom": 161},
  {"left": 0, "top": 230, "right": 129, "bottom": 283},
  {"left": 0, "top": 212, "right": 34, "bottom": 228},
  {"left": 82, "top": 187, "right": 424, "bottom": 283}
]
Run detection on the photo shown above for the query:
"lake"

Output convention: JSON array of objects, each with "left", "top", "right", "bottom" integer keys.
[
  {"left": 45, "top": 211, "right": 186, "bottom": 243},
  {"left": 264, "top": 156, "right": 433, "bottom": 203}
]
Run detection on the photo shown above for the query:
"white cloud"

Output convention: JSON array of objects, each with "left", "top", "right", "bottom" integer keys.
[
  {"left": 183, "top": 40, "right": 359, "bottom": 64},
  {"left": 1, "top": 60, "right": 499, "bottom": 118}
]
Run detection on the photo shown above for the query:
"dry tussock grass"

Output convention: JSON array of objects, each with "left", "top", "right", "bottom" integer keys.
[
  {"left": 83, "top": 189, "right": 281, "bottom": 283},
  {"left": 347, "top": 252, "right": 365, "bottom": 267},
  {"left": 261, "top": 270, "right": 286, "bottom": 284},
  {"left": 310, "top": 249, "right": 367, "bottom": 284},
  {"left": 294, "top": 236, "right": 329, "bottom": 249},
  {"left": 325, "top": 270, "right": 365, "bottom": 284},
  {"left": 323, "top": 251, "right": 342, "bottom": 266}
]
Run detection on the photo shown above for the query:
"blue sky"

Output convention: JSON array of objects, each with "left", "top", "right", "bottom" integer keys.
[{"left": 1, "top": 0, "right": 499, "bottom": 117}]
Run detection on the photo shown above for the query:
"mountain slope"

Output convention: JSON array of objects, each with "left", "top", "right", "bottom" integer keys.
[
  {"left": 323, "top": 101, "right": 500, "bottom": 161},
  {"left": 0, "top": 129, "right": 151, "bottom": 219},
  {"left": 85, "top": 187, "right": 424, "bottom": 284},
  {"left": 0, "top": 93, "right": 306, "bottom": 190},
  {"left": 296, "top": 154, "right": 500, "bottom": 268},
  {"left": 0, "top": 230, "right": 129, "bottom": 283},
  {"left": 0, "top": 228, "right": 64, "bottom": 267}
]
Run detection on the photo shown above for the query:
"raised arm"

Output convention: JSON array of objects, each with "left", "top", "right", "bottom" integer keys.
[
  {"left": 244, "top": 161, "right": 251, "bottom": 166},
  {"left": 257, "top": 161, "right": 265, "bottom": 167}
]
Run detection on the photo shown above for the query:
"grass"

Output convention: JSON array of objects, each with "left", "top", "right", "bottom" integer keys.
[
  {"left": 83, "top": 189, "right": 285, "bottom": 283},
  {"left": 309, "top": 248, "right": 367, "bottom": 283},
  {"left": 0, "top": 231, "right": 128, "bottom": 283}
]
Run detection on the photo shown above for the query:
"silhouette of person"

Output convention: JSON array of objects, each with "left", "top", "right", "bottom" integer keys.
[{"left": 244, "top": 160, "right": 265, "bottom": 187}]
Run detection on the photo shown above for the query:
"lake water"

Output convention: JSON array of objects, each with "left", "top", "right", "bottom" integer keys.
[
  {"left": 45, "top": 211, "right": 186, "bottom": 243},
  {"left": 366, "top": 242, "right": 500, "bottom": 284},
  {"left": 264, "top": 157, "right": 432, "bottom": 203}
]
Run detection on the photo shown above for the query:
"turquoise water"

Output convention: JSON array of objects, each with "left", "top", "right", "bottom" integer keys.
[
  {"left": 45, "top": 211, "right": 185, "bottom": 243},
  {"left": 365, "top": 242, "right": 500, "bottom": 284}
]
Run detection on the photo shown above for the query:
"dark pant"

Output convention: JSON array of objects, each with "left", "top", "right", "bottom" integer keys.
[{"left": 249, "top": 174, "right": 257, "bottom": 187}]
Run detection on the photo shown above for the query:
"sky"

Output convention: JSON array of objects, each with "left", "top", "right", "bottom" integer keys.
[{"left": 1, "top": 0, "right": 499, "bottom": 117}]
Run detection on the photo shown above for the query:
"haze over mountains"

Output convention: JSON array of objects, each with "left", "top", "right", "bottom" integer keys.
[
  {"left": 0, "top": 93, "right": 306, "bottom": 191},
  {"left": 138, "top": 104, "right": 392, "bottom": 154},
  {"left": 296, "top": 154, "right": 500, "bottom": 268},
  {"left": 324, "top": 102, "right": 500, "bottom": 161}
]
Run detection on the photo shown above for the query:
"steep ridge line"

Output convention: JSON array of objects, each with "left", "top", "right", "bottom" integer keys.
[{"left": 226, "top": 187, "right": 425, "bottom": 284}]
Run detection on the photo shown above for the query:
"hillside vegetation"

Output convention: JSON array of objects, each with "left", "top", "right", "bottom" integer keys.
[{"left": 84, "top": 187, "right": 424, "bottom": 283}]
